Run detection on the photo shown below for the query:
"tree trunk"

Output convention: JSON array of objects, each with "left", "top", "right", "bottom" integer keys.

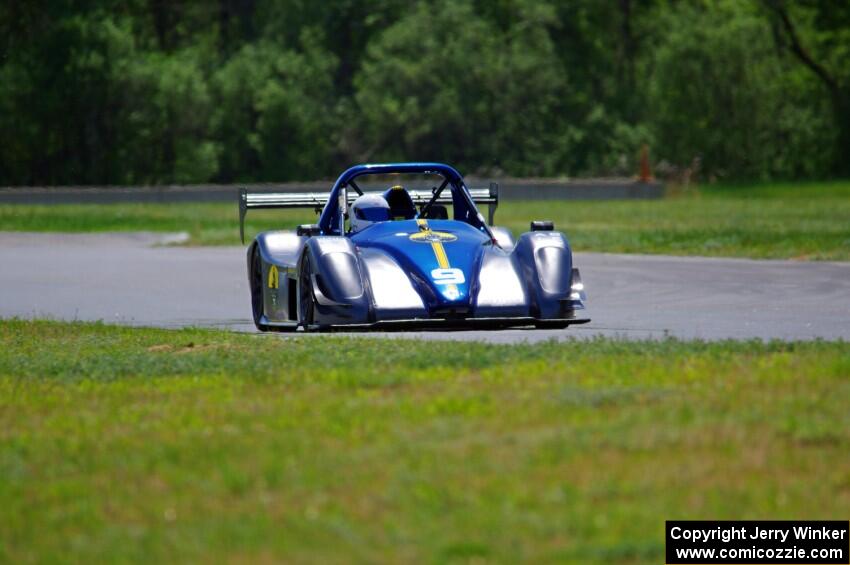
[{"left": 763, "top": 1, "right": 848, "bottom": 175}]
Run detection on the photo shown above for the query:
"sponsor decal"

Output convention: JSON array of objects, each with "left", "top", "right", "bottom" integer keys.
[
  {"left": 409, "top": 230, "right": 457, "bottom": 243},
  {"left": 442, "top": 286, "right": 460, "bottom": 300},
  {"left": 267, "top": 265, "right": 279, "bottom": 289}
]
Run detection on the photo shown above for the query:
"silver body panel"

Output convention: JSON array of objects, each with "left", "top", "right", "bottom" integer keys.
[{"left": 249, "top": 231, "right": 306, "bottom": 328}]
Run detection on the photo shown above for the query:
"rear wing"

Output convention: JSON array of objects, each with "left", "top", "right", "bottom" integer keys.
[{"left": 238, "top": 183, "right": 499, "bottom": 243}]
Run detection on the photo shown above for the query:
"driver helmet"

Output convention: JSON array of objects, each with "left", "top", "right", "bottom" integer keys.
[{"left": 350, "top": 194, "right": 391, "bottom": 232}]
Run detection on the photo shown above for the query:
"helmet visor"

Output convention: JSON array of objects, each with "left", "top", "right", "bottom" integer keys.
[{"left": 355, "top": 207, "right": 391, "bottom": 222}]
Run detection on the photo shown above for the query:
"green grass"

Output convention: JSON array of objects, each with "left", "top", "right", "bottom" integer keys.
[
  {"left": 2, "top": 180, "right": 850, "bottom": 258},
  {"left": 1, "top": 320, "right": 848, "bottom": 563}
]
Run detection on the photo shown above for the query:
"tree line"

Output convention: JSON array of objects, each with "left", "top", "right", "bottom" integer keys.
[{"left": 1, "top": 0, "right": 847, "bottom": 186}]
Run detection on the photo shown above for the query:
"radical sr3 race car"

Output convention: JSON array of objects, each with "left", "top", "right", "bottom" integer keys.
[{"left": 239, "top": 162, "right": 589, "bottom": 331}]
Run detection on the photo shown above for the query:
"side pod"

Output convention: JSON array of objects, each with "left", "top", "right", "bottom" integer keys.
[
  {"left": 513, "top": 231, "right": 577, "bottom": 320},
  {"left": 302, "top": 237, "right": 372, "bottom": 326}
]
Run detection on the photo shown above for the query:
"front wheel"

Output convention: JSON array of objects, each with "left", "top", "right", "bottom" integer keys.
[
  {"left": 250, "top": 246, "right": 270, "bottom": 332},
  {"left": 298, "top": 251, "right": 316, "bottom": 330}
]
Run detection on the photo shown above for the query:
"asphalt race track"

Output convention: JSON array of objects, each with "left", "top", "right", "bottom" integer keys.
[{"left": 1, "top": 232, "right": 848, "bottom": 342}]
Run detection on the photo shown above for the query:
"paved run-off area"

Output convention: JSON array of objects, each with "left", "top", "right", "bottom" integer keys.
[{"left": 0, "top": 232, "right": 848, "bottom": 342}]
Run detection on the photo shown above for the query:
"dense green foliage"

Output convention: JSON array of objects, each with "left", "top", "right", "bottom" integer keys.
[
  {"left": 3, "top": 181, "right": 849, "bottom": 259},
  {"left": 1, "top": 1, "right": 848, "bottom": 185},
  {"left": 2, "top": 320, "right": 848, "bottom": 562}
]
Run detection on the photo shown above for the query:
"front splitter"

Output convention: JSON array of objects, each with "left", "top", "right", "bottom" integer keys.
[{"left": 303, "top": 314, "right": 591, "bottom": 332}]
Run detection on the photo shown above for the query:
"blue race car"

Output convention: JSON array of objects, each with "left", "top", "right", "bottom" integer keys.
[{"left": 239, "top": 162, "right": 588, "bottom": 331}]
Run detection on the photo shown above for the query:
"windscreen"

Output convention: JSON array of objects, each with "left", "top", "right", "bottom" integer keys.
[{"left": 349, "top": 173, "right": 447, "bottom": 192}]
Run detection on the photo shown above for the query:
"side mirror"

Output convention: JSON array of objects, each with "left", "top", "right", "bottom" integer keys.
[
  {"left": 297, "top": 224, "right": 321, "bottom": 236},
  {"left": 530, "top": 220, "right": 554, "bottom": 231}
]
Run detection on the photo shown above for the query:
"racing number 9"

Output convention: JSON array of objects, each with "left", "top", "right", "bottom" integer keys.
[{"left": 431, "top": 268, "right": 465, "bottom": 285}]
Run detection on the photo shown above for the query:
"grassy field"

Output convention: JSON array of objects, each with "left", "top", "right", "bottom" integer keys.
[
  {"left": 1, "top": 320, "right": 848, "bottom": 563},
  {"left": 2, "top": 180, "right": 849, "bottom": 259}
]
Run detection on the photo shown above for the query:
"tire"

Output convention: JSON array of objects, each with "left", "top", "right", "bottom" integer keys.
[
  {"left": 298, "top": 251, "right": 316, "bottom": 330},
  {"left": 250, "top": 246, "right": 270, "bottom": 331}
]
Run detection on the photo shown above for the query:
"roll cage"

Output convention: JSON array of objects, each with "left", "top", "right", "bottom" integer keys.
[
  {"left": 318, "top": 163, "right": 493, "bottom": 236},
  {"left": 238, "top": 162, "right": 499, "bottom": 243}
]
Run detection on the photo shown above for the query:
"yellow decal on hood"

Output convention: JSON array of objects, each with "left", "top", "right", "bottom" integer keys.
[
  {"left": 415, "top": 219, "right": 460, "bottom": 299},
  {"left": 409, "top": 230, "right": 457, "bottom": 243}
]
